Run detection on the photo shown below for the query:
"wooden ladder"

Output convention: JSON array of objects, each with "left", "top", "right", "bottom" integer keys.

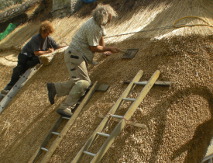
[
  {"left": 202, "top": 138, "right": 213, "bottom": 163},
  {"left": 29, "top": 81, "right": 99, "bottom": 163},
  {"left": 71, "top": 70, "right": 160, "bottom": 163},
  {"left": 0, "top": 65, "right": 42, "bottom": 113}
]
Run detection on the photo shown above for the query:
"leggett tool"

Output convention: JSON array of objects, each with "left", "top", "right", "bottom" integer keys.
[{"left": 121, "top": 48, "right": 139, "bottom": 59}]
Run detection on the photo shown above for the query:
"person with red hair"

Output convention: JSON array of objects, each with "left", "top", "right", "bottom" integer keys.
[{"left": 1, "top": 21, "right": 62, "bottom": 94}]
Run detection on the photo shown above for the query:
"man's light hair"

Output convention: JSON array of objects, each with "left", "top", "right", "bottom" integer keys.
[{"left": 92, "top": 4, "right": 117, "bottom": 25}]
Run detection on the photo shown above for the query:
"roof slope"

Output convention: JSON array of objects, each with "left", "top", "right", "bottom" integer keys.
[{"left": 0, "top": 0, "right": 212, "bottom": 162}]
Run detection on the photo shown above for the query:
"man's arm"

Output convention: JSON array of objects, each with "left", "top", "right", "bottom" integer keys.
[
  {"left": 34, "top": 48, "right": 54, "bottom": 56},
  {"left": 56, "top": 45, "right": 67, "bottom": 49},
  {"left": 48, "top": 37, "right": 67, "bottom": 50},
  {"left": 99, "top": 37, "right": 105, "bottom": 47},
  {"left": 89, "top": 45, "right": 120, "bottom": 53},
  {"left": 89, "top": 37, "right": 120, "bottom": 53},
  {"left": 34, "top": 45, "right": 67, "bottom": 56}
]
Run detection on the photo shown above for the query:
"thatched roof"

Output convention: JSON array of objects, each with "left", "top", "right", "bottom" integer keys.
[{"left": 0, "top": 0, "right": 212, "bottom": 162}]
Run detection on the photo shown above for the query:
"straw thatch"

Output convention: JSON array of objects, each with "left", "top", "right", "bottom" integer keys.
[{"left": 0, "top": 0, "right": 212, "bottom": 162}]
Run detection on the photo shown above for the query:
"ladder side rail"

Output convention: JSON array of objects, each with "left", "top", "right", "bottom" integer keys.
[
  {"left": 91, "top": 119, "right": 126, "bottom": 163},
  {"left": 124, "top": 70, "right": 160, "bottom": 120},
  {"left": 30, "top": 117, "right": 63, "bottom": 162},
  {"left": 203, "top": 154, "right": 213, "bottom": 162},
  {"left": 40, "top": 81, "right": 98, "bottom": 163},
  {"left": 91, "top": 70, "right": 160, "bottom": 163},
  {"left": 71, "top": 70, "right": 143, "bottom": 163},
  {"left": 0, "top": 66, "right": 41, "bottom": 113}
]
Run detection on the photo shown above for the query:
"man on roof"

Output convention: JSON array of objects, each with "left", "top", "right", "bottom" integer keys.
[
  {"left": 1, "top": 21, "right": 63, "bottom": 95},
  {"left": 47, "top": 4, "right": 120, "bottom": 117}
]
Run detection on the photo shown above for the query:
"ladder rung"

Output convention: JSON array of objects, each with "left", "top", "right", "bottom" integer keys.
[
  {"left": 41, "top": 147, "right": 48, "bottom": 152},
  {"left": 83, "top": 151, "right": 96, "bottom": 157},
  {"left": 122, "top": 98, "right": 135, "bottom": 101},
  {"left": 110, "top": 114, "right": 124, "bottom": 119},
  {"left": 134, "top": 81, "right": 147, "bottom": 85},
  {"left": 62, "top": 116, "right": 70, "bottom": 120},
  {"left": 52, "top": 132, "right": 60, "bottom": 135},
  {"left": 97, "top": 132, "right": 110, "bottom": 137}
]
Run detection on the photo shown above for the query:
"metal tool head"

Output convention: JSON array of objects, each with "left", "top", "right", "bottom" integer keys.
[
  {"left": 122, "top": 48, "right": 139, "bottom": 59},
  {"left": 96, "top": 84, "right": 110, "bottom": 92}
]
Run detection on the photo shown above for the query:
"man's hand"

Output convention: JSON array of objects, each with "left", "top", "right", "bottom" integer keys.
[
  {"left": 89, "top": 45, "right": 121, "bottom": 53},
  {"left": 47, "top": 48, "right": 54, "bottom": 53},
  {"left": 109, "top": 47, "right": 121, "bottom": 53},
  {"left": 103, "top": 51, "right": 113, "bottom": 56}
]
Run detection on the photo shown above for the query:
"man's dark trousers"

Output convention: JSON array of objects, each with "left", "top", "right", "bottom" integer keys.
[{"left": 5, "top": 53, "right": 40, "bottom": 90}]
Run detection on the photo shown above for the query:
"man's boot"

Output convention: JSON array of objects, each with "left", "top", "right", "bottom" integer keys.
[{"left": 47, "top": 83, "right": 56, "bottom": 104}]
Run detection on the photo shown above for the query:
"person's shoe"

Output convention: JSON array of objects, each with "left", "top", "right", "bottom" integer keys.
[
  {"left": 47, "top": 83, "right": 56, "bottom": 104},
  {"left": 1, "top": 85, "right": 12, "bottom": 95},
  {"left": 0, "top": 93, "right": 5, "bottom": 101},
  {"left": 57, "top": 108, "right": 73, "bottom": 117},
  {"left": 1, "top": 89, "right": 9, "bottom": 95}
]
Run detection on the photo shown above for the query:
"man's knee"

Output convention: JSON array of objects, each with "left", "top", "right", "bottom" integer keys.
[
  {"left": 27, "top": 57, "right": 40, "bottom": 68},
  {"left": 75, "top": 80, "right": 90, "bottom": 91},
  {"left": 71, "top": 80, "right": 90, "bottom": 96},
  {"left": 13, "top": 65, "right": 25, "bottom": 75}
]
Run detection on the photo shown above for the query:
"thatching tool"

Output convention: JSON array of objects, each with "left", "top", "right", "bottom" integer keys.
[
  {"left": 96, "top": 84, "right": 110, "bottom": 92},
  {"left": 121, "top": 48, "right": 139, "bottom": 59}
]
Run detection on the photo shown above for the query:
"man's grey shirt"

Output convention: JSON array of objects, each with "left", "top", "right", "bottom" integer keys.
[{"left": 66, "top": 18, "right": 106, "bottom": 64}]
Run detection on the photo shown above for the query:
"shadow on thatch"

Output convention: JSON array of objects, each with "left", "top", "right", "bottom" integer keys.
[
  {"left": 0, "top": 105, "right": 59, "bottom": 162},
  {"left": 145, "top": 86, "right": 213, "bottom": 163}
]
